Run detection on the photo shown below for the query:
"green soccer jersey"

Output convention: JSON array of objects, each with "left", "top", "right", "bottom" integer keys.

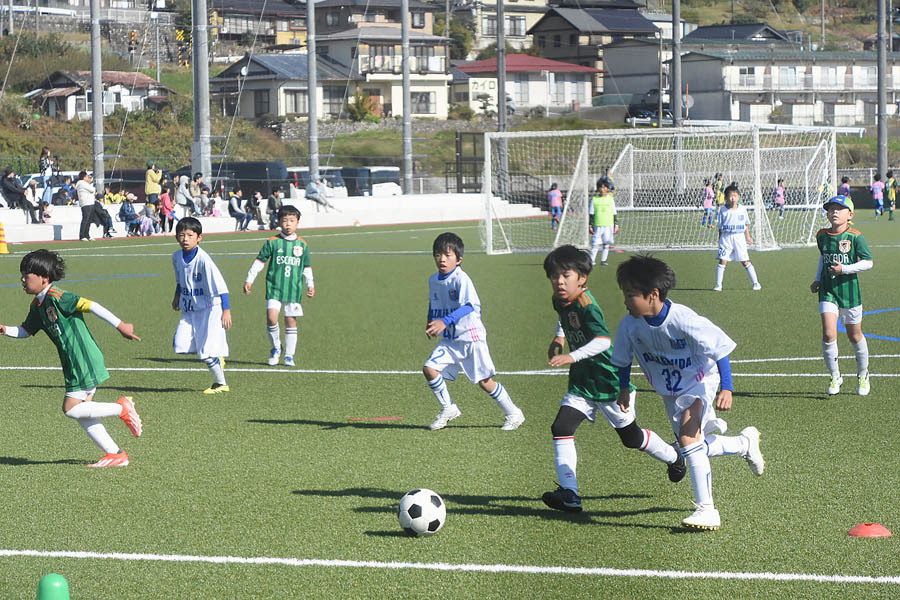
[
  {"left": 21, "top": 286, "right": 109, "bottom": 392},
  {"left": 256, "top": 234, "right": 311, "bottom": 303},
  {"left": 591, "top": 194, "right": 615, "bottom": 228},
  {"left": 816, "top": 226, "right": 872, "bottom": 308},
  {"left": 553, "top": 289, "right": 632, "bottom": 401}
]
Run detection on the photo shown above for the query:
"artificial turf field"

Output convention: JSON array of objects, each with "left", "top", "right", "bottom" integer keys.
[{"left": 0, "top": 216, "right": 898, "bottom": 598}]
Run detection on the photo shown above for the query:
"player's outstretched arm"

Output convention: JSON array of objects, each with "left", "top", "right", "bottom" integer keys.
[{"left": 116, "top": 322, "right": 141, "bottom": 341}]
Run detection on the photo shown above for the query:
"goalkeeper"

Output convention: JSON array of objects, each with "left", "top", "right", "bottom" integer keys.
[{"left": 588, "top": 177, "right": 617, "bottom": 266}]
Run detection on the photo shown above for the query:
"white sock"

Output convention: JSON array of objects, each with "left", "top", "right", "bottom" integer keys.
[
  {"left": 204, "top": 357, "right": 227, "bottom": 385},
  {"left": 553, "top": 436, "right": 578, "bottom": 494},
  {"left": 427, "top": 374, "right": 453, "bottom": 409},
  {"left": 822, "top": 340, "right": 840, "bottom": 376},
  {"left": 285, "top": 327, "right": 298, "bottom": 357},
  {"left": 852, "top": 338, "right": 869, "bottom": 375},
  {"left": 600, "top": 245, "right": 610, "bottom": 263},
  {"left": 682, "top": 441, "right": 714, "bottom": 507},
  {"left": 715, "top": 263, "right": 725, "bottom": 287},
  {"left": 72, "top": 418, "right": 119, "bottom": 454},
  {"left": 640, "top": 428, "right": 678, "bottom": 463},
  {"left": 589, "top": 245, "right": 599, "bottom": 263},
  {"left": 267, "top": 324, "right": 281, "bottom": 351},
  {"left": 64, "top": 401, "right": 122, "bottom": 420},
  {"left": 705, "top": 434, "right": 747, "bottom": 457},
  {"left": 488, "top": 382, "right": 520, "bottom": 416},
  {"left": 745, "top": 263, "right": 759, "bottom": 285}
]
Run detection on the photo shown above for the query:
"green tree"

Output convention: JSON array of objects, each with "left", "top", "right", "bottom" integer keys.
[
  {"left": 433, "top": 15, "right": 475, "bottom": 60},
  {"left": 475, "top": 41, "right": 540, "bottom": 61},
  {"left": 346, "top": 90, "right": 378, "bottom": 122}
]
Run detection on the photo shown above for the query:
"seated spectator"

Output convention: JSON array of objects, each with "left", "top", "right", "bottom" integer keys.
[
  {"left": 2, "top": 167, "right": 28, "bottom": 212},
  {"left": 228, "top": 188, "right": 252, "bottom": 231},
  {"left": 118, "top": 193, "right": 141, "bottom": 236},
  {"left": 53, "top": 176, "right": 75, "bottom": 205},
  {"left": 140, "top": 200, "right": 160, "bottom": 235}
]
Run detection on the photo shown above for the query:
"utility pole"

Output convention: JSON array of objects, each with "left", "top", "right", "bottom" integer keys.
[
  {"left": 878, "top": 0, "right": 887, "bottom": 177},
  {"left": 401, "top": 0, "right": 412, "bottom": 194},
  {"left": 153, "top": 7, "right": 160, "bottom": 83},
  {"left": 821, "top": 0, "right": 825, "bottom": 48},
  {"left": 90, "top": 0, "right": 104, "bottom": 190},
  {"left": 191, "top": 0, "right": 211, "bottom": 180},
  {"left": 308, "top": 0, "right": 318, "bottom": 179},
  {"left": 672, "top": 0, "right": 681, "bottom": 126},
  {"left": 657, "top": 32, "right": 663, "bottom": 128},
  {"left": 497, "top": 0, "right": 506, "bottom": 133}
]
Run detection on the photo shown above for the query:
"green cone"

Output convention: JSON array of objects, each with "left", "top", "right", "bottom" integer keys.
[{"left": 36, "top": 573, "right": 70, "bottom": 600}]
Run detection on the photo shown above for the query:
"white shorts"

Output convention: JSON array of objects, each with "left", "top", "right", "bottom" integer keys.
[
  {"left": 591, "top": 226, "right": 615, "bottom": 247},
  {"left": 561, "top": 390, "right": 636, "bottom": 429},
  {"left": 662, "top": 376, "right": 727, "bottom": 439},
  {"left": 174, "top": 305, "right": 229, "bottom": 359},
  {"left": 819, "top": 302, "right": 862, "bottom": 325},
  {"left": 717, "top": 234, "right": 749, "bottom": 262},
  {"left": 267, "top": 298, "right": 304, "bottom": 318},
  {"left": 66, "top": 387, "right": 97, "bottom": 400},
  {"left": 424, "top": 338, "right": 496, "bottom": 383}
]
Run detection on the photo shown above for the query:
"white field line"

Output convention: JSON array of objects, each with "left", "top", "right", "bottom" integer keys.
[{"left": 0, "top": 549, "right": 897, "bottom": 585}]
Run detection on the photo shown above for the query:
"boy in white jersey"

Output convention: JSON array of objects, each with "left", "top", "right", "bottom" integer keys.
[
  {"left": 714, "top": 184, "right": 761, "bottom": 292},
  {"left": 244, "top": 205, "right": 315, "bottom": 367},
  {"left": 611, "top": 255, "right": 765, "bottom": 530},
  {"left": 423, "top": 232, "right": 525, "bottom": 431},
  {"left": 171, "top": 217, "right": 232, "bottom": 394}
]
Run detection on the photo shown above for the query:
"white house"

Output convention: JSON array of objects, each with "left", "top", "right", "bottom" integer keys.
[{"left": 27, "top": 71, "right": 171, "bottom": 121}]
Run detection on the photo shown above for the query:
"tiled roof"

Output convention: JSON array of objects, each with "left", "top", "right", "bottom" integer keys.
[{"left": 457, "top": 54, "right": 601, "bottom": 74}]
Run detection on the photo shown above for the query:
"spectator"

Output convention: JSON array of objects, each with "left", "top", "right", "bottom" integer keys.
[
  {"left": 246, "top": 190, "right": 266, "bottom": 230},
  {"left": 267, "top": 186, "right": 284, "bottom": 230},
  {"left": 53, "top": 175, "right": 75, "bottom": 206},
  {"left": 75, "top": 170, "right": 97, "bottom": 241},
  {"left": 159, "top": 180, "right": 175, "bottom": 233},
  {"left": 175, "top": 175, "right": 194, "bottom": 218},
  {"left": 228, "top": 188, "right": 251, "bottom": 231},
  {"left": 2, "top": 167, "right": 28, "bottom": 211},
  {"left": 23, "top": 179, "right": 42, "bottom": 223},
  {"left": 305, "top": 176, "right": 325, "bottom": 212},
  {"left": 140, "top": 198, "right": 160, "bottom": 235},
  {"left": 104, "top": 184, "right": 124, "bottom": 205},
  {"left": 93, "top": 192, "right": 115, "bottom": 238},
  {"left": 118, "top": 192, "right": 141, "bottom": 236},
  {"left": 38, "top": 146, "right": 54, "bottom": 205},
  {"left": 190, "top": 172, "right": 204, "bottom": 214},
  {"left": 145, "top": 161, "right": 162, "bottom": 207}
]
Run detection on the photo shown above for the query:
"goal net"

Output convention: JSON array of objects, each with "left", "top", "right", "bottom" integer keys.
[{"left": 482, "top": 125, "right": 836, "bottom": 254}]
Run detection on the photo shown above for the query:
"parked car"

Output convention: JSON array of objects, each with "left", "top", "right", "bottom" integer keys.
[
  {"left": 341, "top": 166, "right": 402, "bottom": 197},
  {"left": 288, "top": 166, "right": 349, "bottom": 198}
]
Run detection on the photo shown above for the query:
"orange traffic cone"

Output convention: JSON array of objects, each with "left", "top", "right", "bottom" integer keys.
[
  {"left": 848, "top": 522, "right": 892, "bottom": 537},
  {"left": 0, "top": 221, "right": 8, "bottom": 254}
]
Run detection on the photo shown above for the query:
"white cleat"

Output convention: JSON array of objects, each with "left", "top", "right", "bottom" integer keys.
[
  {"left": 740, "top": 426, "right": 765, "bottom": 476},
  {"left": 826, "top": 375, "right": 843, "bottom": 395},
  {"left": 752, "top": 283, "right": 762, "bottom": 291},
  {"left": 500, "top": 412, "right": 525, "bottom": 431},
  {"left": 682, "top": 503, "right": 721, "bottom": 530},
  {"left": 267, "top": 348, "right": 281, "bottom": 366},
  {"left": 712, "top": 286, "right": 722, "bottom": 292},
  {"left": 857, "top": 371, "right": 870, "bottom": 396},
  {"left": 429, "top": 405, "right": 461, "bottom": 430}
]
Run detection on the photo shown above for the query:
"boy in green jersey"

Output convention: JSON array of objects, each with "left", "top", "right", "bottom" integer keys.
[
  {"left": 244, "top": 205, "right": 315, "bottom": 367},
  {"left": 540, "top": 245, "right": 684, "bottom": 513},
  {"left": 811, "top": 195, "right": 873, "bottom": 396},
  {"left": 0, "top": 250, "right": 142, "bottom": 467},
  {"left": 588, "top": 177, "right": 618, "bottom": 266}
]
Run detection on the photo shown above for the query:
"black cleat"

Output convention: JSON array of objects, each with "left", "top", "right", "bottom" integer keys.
[
  {"left": 667, "top": 444, "right": 686, "bottom": 483},
  {"left": 542, "top": 486, "right": 582, "bottom": 513}
]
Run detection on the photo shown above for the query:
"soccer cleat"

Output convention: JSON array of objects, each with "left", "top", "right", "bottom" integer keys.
[
  {"left": 428, "top": 404, "right": 461, "bottom": 430},
  {"left": 712, "top": 286, "right": 722, "bottom": 292},
  {"left": 826, "top": 375, "right": 843, "bottom": 395},
  {"left": 203, "top": 383, "right": 230, "bottom": 394},
  {"left": 752, "top": 283, "right": 762, "bottom": 291},
  {"left": 267, "top": 347, "right": 281, "bottom": 366},
  {"left": 857, "top": 371, "right": 870, "bottom": 396},
  {"left": 740, "top": 426, "right": 765, "bottom": 476},
  {"left": 283, "top": 355, "right": 295, "bottom": 367},
  {"left": 667, "top": 444, "right": 686, "bottom": 482},
  {"left": 500, "top": 412, "right": 525, "bottom": 431},
  {"left": 682, "top": 503, "right": 720, "bottom": 530},
  {"left": 116, "top": 396, "right": 142, "bottom": 437},
  {"left": 88, "top": 451, "right": 129, "bottom": 468},
  {"left": 542, "top": 486, "right": 582, "bottom": 513},
  {"left": 600, "top": 261, "right": 608, "bottom": 266}
]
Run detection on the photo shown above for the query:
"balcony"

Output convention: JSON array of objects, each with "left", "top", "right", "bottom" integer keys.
[
  {"left": 358, "top": 54, "right": 446, "bottom": 75},
  {"left": 726, "top": 73, "right": 893, "bottom": 92}
]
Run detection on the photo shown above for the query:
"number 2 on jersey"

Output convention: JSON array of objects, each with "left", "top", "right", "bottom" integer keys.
[{"left": 661, "top": 368, "right": 682, "bottom": 395}]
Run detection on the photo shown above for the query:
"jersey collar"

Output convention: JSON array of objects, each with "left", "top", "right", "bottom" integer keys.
[
  {"left": 36, "top": 283, "right": 52, "bottom": 305},
  {"left": 437, "top": 266, "right": 458, "bottom": 281},
  {"left": 280, "top": 232, "right": 298, "bottom": 241},
  {"left": 643, "top": 298, "right": 672, "bottom": 327}
]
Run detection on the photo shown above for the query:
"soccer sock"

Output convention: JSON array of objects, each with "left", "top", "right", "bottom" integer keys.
[
  {"left": 704, "top": 434, "right": 747, "bottom": 457},
  {"left": 204, "top": 357, "right": 227, "bottom": 385},
  {"left": 682, "top": 441, "right": 714, "bottom": 507},
  {"left": 639, "top": 428, "right": 678, "bottom": 464},
  {"left": 267, "top": 324, "right": 281, "bottom": 351},
  {"left": 427, "top": 374, "right": 453, "bottom": 409},
  {"left": 589, "top": 245, "right": 599, "bottom": 263},
  {"left": 64, "top": 401, "right": 122, "bottom": 420},
  {"left": 72, "top": 418, "right": 120, "bottom": 454},
  {"left": 284, "top": 327, "right": 298, "bottom": 357},
  {"left": 488, "top": 382, "right": 520, "bottom": 416},
  {"left": 553, "top": 436, "right": 578, "bottom": 494},
  {"left": 822, "top": 340, "right": 840, "bottom": 376},
  {"left": 852, "top": 338, "right": 869, "bottom": 375},
  {"left": 600, "top": 245, "right": 610, "bottom": 263},
  {"left": 745, "top": 263, "right": 759, "bottom": 285},
  {"left": 715, "top": 264, "right": 725, "bottom": 288}
]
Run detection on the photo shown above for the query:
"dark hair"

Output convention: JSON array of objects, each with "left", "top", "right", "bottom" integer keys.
[
  {"left": 704, "top": 178, "right": 710, "bottom": 185},
  {"left": 543, "top": 244, "right": 592, "bottom": 278},
  {"left": 78, "top": 170, "right": 89, "bottom": 181},
  {"left": 596, "top": 176, "right": 612, "bottom": 190},
  {"left": 777, "top": 178, "right": 784, "bottom": 184},
  {"left": 724, "top": 184, "right": 739, "bottom": 198},
  {"left": 549, "top": 183, "right": 558, "bottom": 191},
  {"left": 874, "top": 174, "right": 882, "bottom": 181},
  {"left": 277, "top": 204, "right": 301, "bottom": 220},
  {"left": 176, "top": 216, "right": 203, "bottom": 235},
  {"left": 616, "top": 254, "right": 676, "bottom": 301},
  {"left": 889, "top": 170, "right": 895, "bottom": 179},
  {"left": 20, "top": 249, "right": 65, "bottom": 281},
  {"left": 193, "top": 172, "right": 203, "bottom": 180},
  {"left": 841, "top": 176, "right": 849, "bottom": 183},
  {"left": 432, "top": 232, "right": 464, "bottom": 259}
]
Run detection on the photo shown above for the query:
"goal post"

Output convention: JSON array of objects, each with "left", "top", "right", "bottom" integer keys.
[{"left": 481, "top": 124, "right": 842, "bottom": 255}]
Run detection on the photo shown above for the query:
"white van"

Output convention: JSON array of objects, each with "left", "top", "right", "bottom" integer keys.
[{"left": 287, "top": 166, "right": 349, "bottom": 200}]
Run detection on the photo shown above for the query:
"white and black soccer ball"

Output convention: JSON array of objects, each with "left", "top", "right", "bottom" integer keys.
[{"left": 397, "top": 488, "right": 446, "bottom": 537}]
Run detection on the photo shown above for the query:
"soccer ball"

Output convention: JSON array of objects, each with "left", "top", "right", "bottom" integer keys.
[{"left": 397, "top": 488, "right": 446, "bottom": 537}]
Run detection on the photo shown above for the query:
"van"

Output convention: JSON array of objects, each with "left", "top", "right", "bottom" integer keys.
[
  {"left": 175, "top": 161, "right": 289, "bottom": 199},
  {"left": 341, "top": 166, "right": 402, "bottom": 197},
  {"left": 287, "top": 166, "right": 348, "bottom": 198}
]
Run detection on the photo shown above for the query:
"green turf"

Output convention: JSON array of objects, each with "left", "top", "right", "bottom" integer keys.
[{"left": 0, "top": 217, "right": 898, "bottom": 598}]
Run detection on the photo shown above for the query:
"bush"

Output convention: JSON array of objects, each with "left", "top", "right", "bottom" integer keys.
[{"left": 447, "top": 103, "right": 475, "bottom": 121}]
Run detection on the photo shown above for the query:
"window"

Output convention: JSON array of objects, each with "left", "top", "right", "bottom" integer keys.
[
  {"left": 482, "top": 15, "right": 496, "bottom": 36},
  {"left": 820, "top": 66, "right": 838, "bottom": 88},
  {"left": 411, "top": 91, "right": 436, "bottom": 114},
  {"left": 289, "top": 18, "right": 306, "bottom": 29},
  {"left": 364, "top": 12, "right": 377, "bottom": 22},
  {"left": 412, "top": 11, "right": 425, "bottom": 28},
  {"left": 323, "top": 85, "right": 344, "bottom": 116},
  {"left": 454, "top": 90, "right": 469, "bottom": 103},
  {"left": 253, "top": 89, "right": 270, "bottom": 116},
  {"left": 284, "top": 89, "right": 308, "bottom": 114},
  {"left": 537, "top": 35, "right": 545, "bottom": 48},
  {"left": 317, "top": 45, "right": 329, "bottom": 55},
  {"left": 738, "top": 66, "right": 756, "bottom": 86},
  {"left": 325, "top": 11, "right": 340, "bottom": 27},
  {"left": 514, "top": 73, "right": 528, "bottom": 104},
  {"left": 506, "top": 15, "right": 525, "bottom": 36},
  {"left": 553, "top": 34, "right": 561, "bottom": 48},
  {"left": 861, "top": 66, "right": 876, "bottom": 86},
  {"left": 551, "top": 73, "right": 565, "bottom": 104},
  {"left": 779, "top": 66, "right": 798, "bottom": 87},
  {"left": 277, "top": 19, "right": 288, "bottom": 32}
]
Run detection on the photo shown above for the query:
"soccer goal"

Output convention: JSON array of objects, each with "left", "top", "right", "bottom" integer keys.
[{"left": 481, "top": 124, "right": 838, "bottom": 254}]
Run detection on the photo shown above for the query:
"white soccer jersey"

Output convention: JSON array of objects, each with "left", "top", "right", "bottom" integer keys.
[
  {"left": 717, "top": 205, "right": 749, "bottom": 237},
  {"left": 172, "top": 247, "right": 229, "bottom": 312},
  {"left": 610, "top": 301, "right": 736, "bottom": 399},
  {"left": 427, "top": 267, "right": 487, "bottom": 343}
]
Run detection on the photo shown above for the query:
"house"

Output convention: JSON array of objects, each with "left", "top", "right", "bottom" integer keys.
[
  {"left": 211, "top": 0, "right": 308, "bottom": 47},
  {"left": 682, "top": 23, "right": 792, "bottom": 44},
  {"left": 527, "top": 5, "right": 657, "bottom": 94},
  {"left": 452, "top": 54, "right": 599, "bottom": 114},
  {"left": 455, "top": 0, "right": 550, "bottom": 59},
  {"left": 680, "top": 49, "right": 900, "bottom": 125},
  {"left": 27, "top": 71, "right": 171, "bottom": 121}
]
